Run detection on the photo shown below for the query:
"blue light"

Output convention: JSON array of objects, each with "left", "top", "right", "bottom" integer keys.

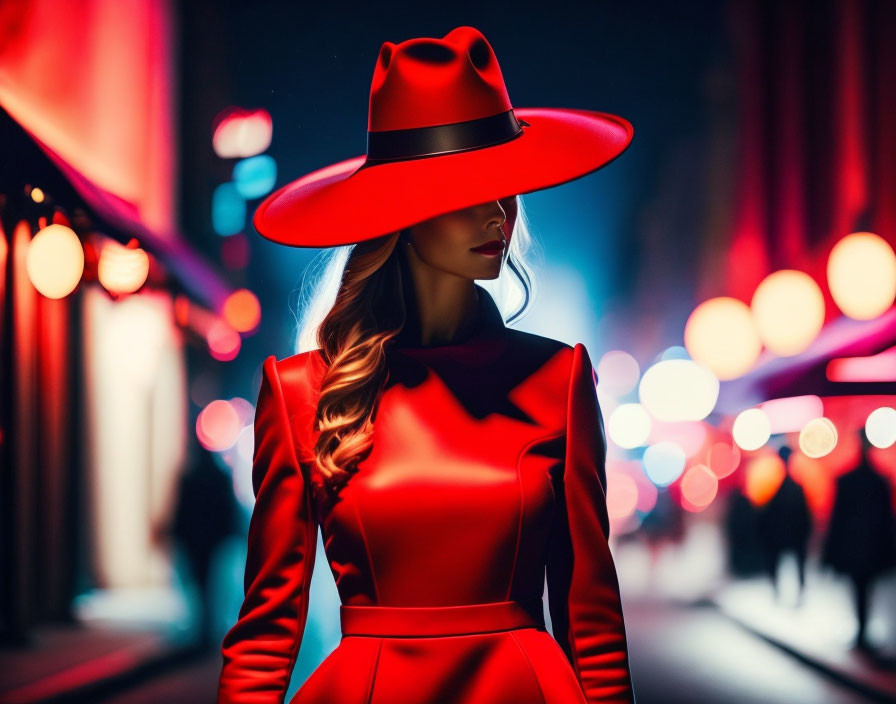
[
  {"left": 233, "top": 155, "right": 277, "bottom": 199},
  {"left": 212, "top": 182, "right": 246, "bottom": 236},
  {"left": 642, "top": 441, "right": 686, "bottom": 487},
  {"left": 661, "top": 346, "right": 690, "bottom": 361}
]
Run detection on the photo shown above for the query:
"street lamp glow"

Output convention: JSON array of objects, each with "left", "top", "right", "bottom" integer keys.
[
  {"left": 685, "top": 297, "right": 761, "bottom": 380},
  {"left": 25, "top": 224, "right": 84, "bottom": 299},
  {"left": 751, "top": 270, "right": 825, "bottom": 356},
  {"left": 827, "top": 232, "right": 896, "bottom": 320}
]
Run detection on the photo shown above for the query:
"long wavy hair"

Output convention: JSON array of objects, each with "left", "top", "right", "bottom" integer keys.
[{"left": 292, "top": 195, "right": 542, "bottom": 502}]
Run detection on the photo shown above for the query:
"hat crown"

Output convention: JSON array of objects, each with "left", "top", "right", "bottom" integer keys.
[{"left": 368, "top": 26, "right": 513, "bottom": 132}]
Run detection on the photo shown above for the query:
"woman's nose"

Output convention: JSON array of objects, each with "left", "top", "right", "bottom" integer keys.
[{"left": 486, "top": 200, "right": 507, "bottom": 231}]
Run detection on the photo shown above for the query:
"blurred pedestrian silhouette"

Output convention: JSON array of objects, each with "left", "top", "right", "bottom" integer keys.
[
  {"left": 724, "top": 484, "right": 766, "bottom": 579},
  {"left": 756, "top": 445, "right": 812, "bottom": 604},
  {"left": 171, "top": 443, "right": 238, "bottom": 650},
  {"left": 821, "top": 432, "right": 896, "bottom": 652},
  {"left": 640, "top": 488, "right": 686, "bottom": 588}
]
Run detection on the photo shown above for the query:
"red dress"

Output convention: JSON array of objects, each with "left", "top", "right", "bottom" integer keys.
[{"left": 218, "top": 286, "right": 636, "bottom": 703}]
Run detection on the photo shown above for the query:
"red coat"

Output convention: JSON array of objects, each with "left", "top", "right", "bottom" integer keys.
[{"left": 218, "top": 287, "right": 636, "bottom": 703}]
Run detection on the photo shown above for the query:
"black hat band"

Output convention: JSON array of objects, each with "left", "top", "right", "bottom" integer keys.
[{"left": 362, "top": 109, "right": 529, "bottom": 167}]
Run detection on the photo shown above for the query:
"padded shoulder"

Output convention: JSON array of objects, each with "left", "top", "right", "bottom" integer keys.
[{"left": 271, "top": 349, "right": 327, "bottom": 465}]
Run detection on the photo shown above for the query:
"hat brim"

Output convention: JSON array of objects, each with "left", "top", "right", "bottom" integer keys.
[{"left": 253, "top": 107, "right": 633, "bottom": 248}]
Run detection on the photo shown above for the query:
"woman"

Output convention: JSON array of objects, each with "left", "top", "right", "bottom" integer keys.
[{"left": 219, "top": 25, "right": 636, "bottom": 704}]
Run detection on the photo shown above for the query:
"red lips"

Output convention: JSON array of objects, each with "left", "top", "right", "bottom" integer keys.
[{"left": 470, "top": 239, "right": 505, "bottom": 255}]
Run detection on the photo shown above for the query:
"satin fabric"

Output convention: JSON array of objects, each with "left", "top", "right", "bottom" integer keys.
[{"left": 218, "top": 287, "right": 635, "bottom": 703}]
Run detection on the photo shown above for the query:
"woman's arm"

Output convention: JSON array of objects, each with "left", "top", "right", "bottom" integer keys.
[
  {"left": 546, "top": 342, "right": 636, "bottom": 703},
  {"left": 218, "top": 355, "right": 318, "bottom": 704}
]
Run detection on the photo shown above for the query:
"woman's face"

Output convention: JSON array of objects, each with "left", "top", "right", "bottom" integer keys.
[{"left": 404, "top": 196, "right": 518, "bottom": 281}]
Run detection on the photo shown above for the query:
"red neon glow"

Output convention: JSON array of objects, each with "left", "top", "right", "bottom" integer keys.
[
  {"left": 0, "top": 0, "right": 177, "bottom": 234},
  {"left": 758, "top": 395, "right": 825, "bottom": 434},
  {"left": 827, "top": 347, "right": 896, "bottom": 383}
]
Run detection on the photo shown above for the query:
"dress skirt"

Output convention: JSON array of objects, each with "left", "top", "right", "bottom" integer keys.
[{"left": 290, "top": 598, "right": 589, "bottom": 704}]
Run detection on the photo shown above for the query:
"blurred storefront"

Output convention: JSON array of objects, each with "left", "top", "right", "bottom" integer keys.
[{"left": 0, "top": 2, "right": 233, "bottom": 699}]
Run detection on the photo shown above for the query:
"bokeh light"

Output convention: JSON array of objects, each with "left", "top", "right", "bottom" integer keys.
[
  {"left": 97, "top": 239, "right": 150, "bottom": 295},
  {"left": 30, "top": 186, "right": 45, "bottom": 203},
  {"left": 639, "top": 359, "right": 719, "bottom": 422},
  {"left": 732, "top": 408, "right": 771, "bottom": 451},
  {"left": 684, "top": 297, "right": 762, "bottom": 380},
  {"left": 614, "top": 460, "right": 659, "bottom": 513},
  {"left": 25, "top": 223, "right": 84, "bottom": 299},
  {"left": 708, "top": 441, "right": 741, "bottom": 478},
  {"left": 207, "top": 320, "right": 241, "bottom": 361},
  {"left": 196, "top": 400, "right": 242, "bottom": 452},
  {"left": 827, "top": 232, "right": 896, "bottom": 320},
  {"left": 642, "top": 441, "right": 687, "bottom": 487},
  {"left": 744, "top": 453, "right": 786, "bottom": 506},
  {"left": 680, "top": 464, "right": 719, "bottom": 511},
  {"left": 751, "top": 270, "right": 825, "bottom": 356},
  {"left": 212, "top": 182, "right": 246, "bottom": 236},
  {"left": 606, "top": 472, "right": 639, "bottom": 521},
  {"left": 223, "top": 288, "right": 261, "bottom": 333},
  {"left": 597, "top": 350, "right": 640, "bottom": 396},
  {"left": 798, "top": 417, "right": 838, "bottom": 458},
  {"left": 648, "top": 420, "right": 708, "bottom": 458},
  {"left": 228, "top": 396, "right": 255, "bottom": 425},
  {"left": 607, "top": 403, "right": 652, "bottom": 449},
  {"left": 233, "top": 154, "right": 277, "bottom": 199},
  {"left": 213, "top": 107, "right": 273, "bottom": 158},
  {"left": 865, "top": 407, "right": 896, "bottom": 449}
]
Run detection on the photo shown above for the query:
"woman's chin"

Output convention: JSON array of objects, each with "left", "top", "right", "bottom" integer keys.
[{"left": 473, "top": 265, "right": 502, "bottom": 280}]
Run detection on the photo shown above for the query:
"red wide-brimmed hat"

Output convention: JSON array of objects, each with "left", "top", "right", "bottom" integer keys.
[{"left": 253, "top": 25, "right": 633, "bottom": 248}]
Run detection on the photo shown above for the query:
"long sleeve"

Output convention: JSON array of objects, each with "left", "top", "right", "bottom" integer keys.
[
  {"left": 218, "top": 355, "right": 318, "bottom": 704},
  {"left": 546, "top": 342, "right": 636, "bottom": 703}
]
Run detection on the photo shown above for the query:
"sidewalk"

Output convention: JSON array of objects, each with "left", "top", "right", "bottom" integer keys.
[
  {"left": 710, "top": 563, "right": 896, "bottom": 703},
  {"left": 0, "top": 587, "right": 199, "bottom": 704}
]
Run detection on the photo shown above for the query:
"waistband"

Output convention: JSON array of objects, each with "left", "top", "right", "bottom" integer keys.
[{"left": 340, "top": 596, "right": 545, "bottom": 637}]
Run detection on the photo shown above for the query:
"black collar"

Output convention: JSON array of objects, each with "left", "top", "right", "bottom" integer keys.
[{"left": 392, "top": 283, "right": 505, "bottom": 350}]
